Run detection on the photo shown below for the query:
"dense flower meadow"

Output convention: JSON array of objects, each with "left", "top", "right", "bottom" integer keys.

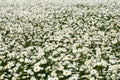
[{"left": 0, "top": 0, "right": 120, "bottom": 80}]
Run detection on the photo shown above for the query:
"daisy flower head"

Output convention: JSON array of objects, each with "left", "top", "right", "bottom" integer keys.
[
  {"left": 69, "top": 76, "right": 78, "bottom": 80},
  {"left": 33, "top": 66, "right": 41, "bottom": 72},
  {"left": 63, "top": 70, "right": 72, "bottom": 76}
]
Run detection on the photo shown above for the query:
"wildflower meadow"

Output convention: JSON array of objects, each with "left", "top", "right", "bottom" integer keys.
[{"left": 0, "top": 0, "right": 120, "bottom": 80}]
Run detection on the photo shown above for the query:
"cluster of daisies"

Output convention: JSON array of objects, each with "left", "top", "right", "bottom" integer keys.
[{"left": 0, "top": 0, "right": 120, "bottom": 80}]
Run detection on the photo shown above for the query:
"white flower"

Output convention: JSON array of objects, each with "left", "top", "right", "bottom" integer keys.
[
  {"left": 40, "top": 59, "right": 47, "bottom": 64},
  {"left": 30, "top": 76, "right": 36, "bottom": 80},
  {"left": 19, "top": 58, "right": 24, "bottom": 62},
  {"left": 111, "top": 39, "right": 117, "bottom": 44},
  {"left": 69, "top": 76, "right": 78, "bottom": 80},
  {"left": 0, "top": 34, "right": 2, "bottom": 42},
  {"left": 37, "top": 47, "right": 45, "bottom": 56},
  {"left": 26, "top": 69, "right": 34, "bottom": 75},
  {"left": 58, "top": 65, "right": 64, "bottom": 71},
  {"left": 63, "top": 56, "right": 69, "bottom": 60},
  {"left": 90, "top": 77, "right": 95, "bottom": 80},
  {"left": 48, "top": 77, "right": 54, "bottom": 80},
  {"left": 41, "top": 74, "right": 46, "bottom": 77},
  {"left": 12, "top": 76, "right": 17, "bottom": 80},
  {"left": 33, "top": 66, "right": 41, "bottom": 72},
  {"left": 16, "top": 63, "right": 21, "bottom": 67},
  {"left": 90, "top": 69, "right": 99, "bottom": 77},
  {"left": 53, "top": 77, "right": 59, "bottom": 80},
  {"left": 48, "top": 77, "right": 58, "bottom": 80},
  {"left": 5, "top": 64, "right": 11, "bottom": 69},
  {"left": 25, "top": 58, "right": 30, "bottom": 63},
  {"left": 51, "top": 71, "right": 57, "bottom": 77},
  {"left": 63, "top": 70, "right": 72, "bottom": 76},
  {"left": 0, "top": 66, "right": 3, "bottom": 70},
  {"left": 95, "top": 47, "right": 101, "bottom": 54},
  {"left": 13, "top": 67, "right": 19, "bottom": 72},
  {"left": 109, "top": 65, "right": 119, "bottom": 71},
  {"left": 98, "top": 31, "right": 104, "bottom": 36},
  {"left": 57, "top": 48, "right": 67, "bottom": 52}
]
